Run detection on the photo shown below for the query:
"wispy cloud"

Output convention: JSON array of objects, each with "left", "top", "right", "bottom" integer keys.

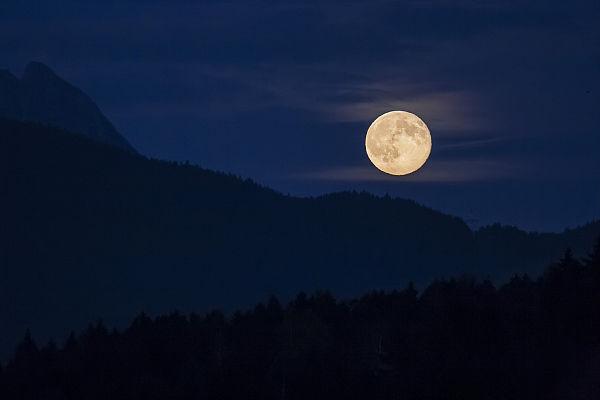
[
  {"left": 194, "top": 63, "right": 487, "bottom": 134},
  {"left": 293, "top": 158, "right": 517, "bottom": 183},
  {"left": 321, "top": 90, "right": 484, "bottom": 133},
  {"left": 436, "top": 136, "right": 508, "bottom": 151}
]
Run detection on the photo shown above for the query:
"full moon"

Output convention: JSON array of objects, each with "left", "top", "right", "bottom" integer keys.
[{"left": 365, "top": 111, "right": 432, "bottom": 175}]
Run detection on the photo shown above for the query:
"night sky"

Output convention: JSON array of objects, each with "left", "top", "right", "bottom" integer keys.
[{"left": 2, "top": 0, "right": 599, "bottom": 231}]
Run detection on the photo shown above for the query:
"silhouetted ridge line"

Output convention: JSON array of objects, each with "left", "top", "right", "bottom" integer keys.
[
  {"left": 1, "top": 118, "right": 599, "bottom": 363},
  {"left": 0, "top": 62, "right": 135, "bottom": 152}
]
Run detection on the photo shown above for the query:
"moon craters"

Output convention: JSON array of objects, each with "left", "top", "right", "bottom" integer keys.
[{"left": 365, "top": 111, "right": 432, "bottom": 175}]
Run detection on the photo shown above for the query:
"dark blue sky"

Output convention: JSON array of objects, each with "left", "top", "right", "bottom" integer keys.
[{"left": 2, "top": 0, "right": 599, "bottom": 231}]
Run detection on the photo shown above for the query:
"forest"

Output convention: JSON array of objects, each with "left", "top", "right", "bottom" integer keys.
[
  {"left": 1, "top": 240, "right": 599, "bottom": 400},
  {"left": 3, "top": 118, "right": 599, "bottom": 361}
]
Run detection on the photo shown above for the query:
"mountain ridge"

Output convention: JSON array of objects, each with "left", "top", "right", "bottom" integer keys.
[
  {"left": 1, "top": 118, "right": 599, "bottom": 360},
  {"left": 0, "top": 62, "right": 135, "bottom": 152}
]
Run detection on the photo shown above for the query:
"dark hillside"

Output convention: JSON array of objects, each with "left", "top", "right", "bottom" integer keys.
[{"left": 1, "top": 118, "right": 598, "bottom": 358}]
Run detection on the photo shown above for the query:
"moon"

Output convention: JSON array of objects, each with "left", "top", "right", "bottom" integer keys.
[{"left": 365, "top": 111, "right": 432, "bottom": 175}]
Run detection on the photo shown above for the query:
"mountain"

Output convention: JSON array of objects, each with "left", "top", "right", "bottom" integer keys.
[
  {"left": 0, "top": 62, "right": 135, "bottom": 152},
  {"left": 1, "top": 118, "right": 599, "bottom": 359}
]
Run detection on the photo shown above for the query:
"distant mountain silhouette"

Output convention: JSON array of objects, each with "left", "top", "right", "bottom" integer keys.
[
  {"left": 0, "top": 118, "right": 598, "bottom": 359},
  {"left": 0, "top": 62, "right": 135, "bottom": 152}
]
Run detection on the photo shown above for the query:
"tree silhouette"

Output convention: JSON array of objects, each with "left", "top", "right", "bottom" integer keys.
[
  {"left": 1, "top": 239, "right": 600, "bottom": 399},
  {"left": 3, "top": 116, "right": 600, "bottom": 367}
]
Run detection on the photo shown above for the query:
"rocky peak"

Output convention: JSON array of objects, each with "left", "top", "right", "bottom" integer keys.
[
  {"left": 0, "top": 62, "right": 136, "bottom": 153},
  {"left": 22, "top": 61, "right": 59, "bottom": 82}
]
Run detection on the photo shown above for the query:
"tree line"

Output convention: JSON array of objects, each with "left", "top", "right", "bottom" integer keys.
[{"left": 1, "top": 239, "right": 600, "bottom": 400}]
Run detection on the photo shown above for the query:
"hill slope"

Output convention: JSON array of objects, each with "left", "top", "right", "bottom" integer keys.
[
  {"left": 0, "top": 62, "right": 135, "bottom": 152},
  {"left": 1, "top": 118, "right": 598, "bottom": 358}
]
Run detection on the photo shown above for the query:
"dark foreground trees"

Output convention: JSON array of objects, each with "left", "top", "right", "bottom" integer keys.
[{"left": 1, "top": 240, "right": 600, "bottom": 400}]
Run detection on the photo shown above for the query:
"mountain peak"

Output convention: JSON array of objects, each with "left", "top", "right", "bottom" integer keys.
[
  {"left": 0, "top": 62, "right": 136, "bottom": 153},
  {"left": 22, "top": 61, "right": 58, "bottom": 81}
]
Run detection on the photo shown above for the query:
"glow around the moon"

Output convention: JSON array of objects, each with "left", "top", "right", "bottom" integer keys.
[{"left": 365, "top": 111, "right": 432, "bottom": 175}]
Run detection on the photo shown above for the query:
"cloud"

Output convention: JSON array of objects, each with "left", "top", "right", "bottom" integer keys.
[
  {"left": 321, "top": 90, "right": 484, "bottom": 132},
  {"left": 436, "top": 136, "right": 508, "bottom": 151},
  {"left": 193, "top": 63, "right": 487, "bottom": 134},
  {"left": 293, "top": 158, "right": 517, "bottom": 183}
]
